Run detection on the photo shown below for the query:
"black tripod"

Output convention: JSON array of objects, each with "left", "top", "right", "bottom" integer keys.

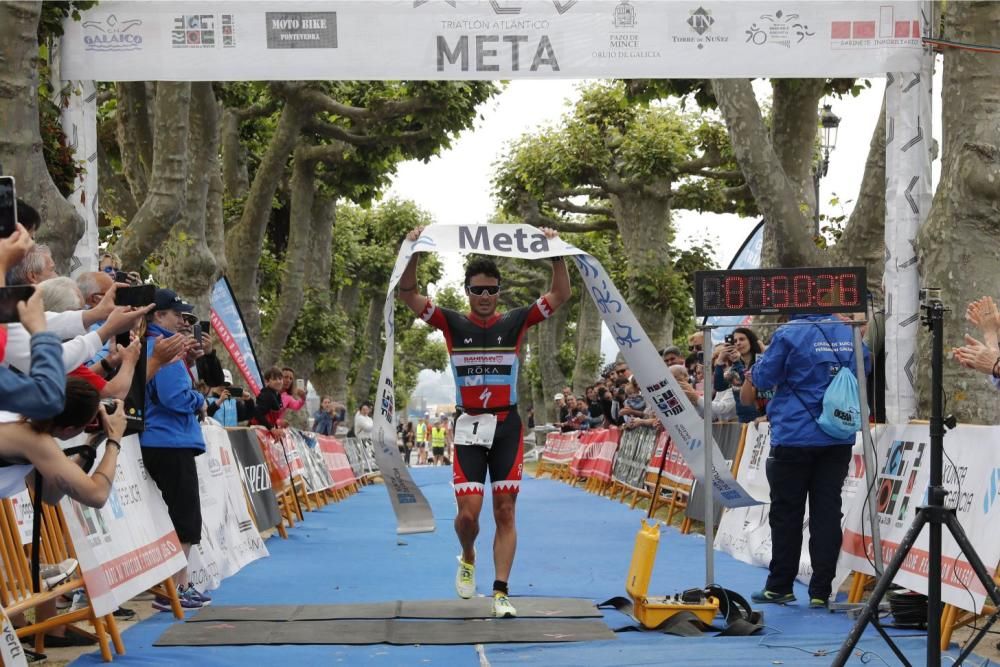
[{"left": 833, "top": 293, "right": 1000, "bottom": 666}]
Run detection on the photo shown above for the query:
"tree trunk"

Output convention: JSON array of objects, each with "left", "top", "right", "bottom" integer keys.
[
  {"left": 609, "top": 189, "right": 675, "bottom": 347},
  {"left": 771, "top": 79, "right": 827, "bottom": 221},
  {"left": 528, "top": 334, "right": 547, "bottom": 423},
  {"left": 113, "top": 82, "right": 191, "bottom": 271},
  {"left": 0, "top": 2, "right": 84, "bottom": 271},
  {"left": 97, "top": 139, "right": 138, "bottom": 223},
  {"left": 157, "top": 82, "right": 219, "bottom": 310},
  {"left": 915, "top": 1, "right": 1000, "bottom": 425},
  {"left": 221, "top": 107, "right": 249, "bottom": 198},
  {"left": 832, "top": 92, "right": 888, "bottom": 298},
  {"left": 711, "top": 78, "right": 821, "bottom": 269},
  {"left": 537, "top": 304, "right": 568, "bottom": 419},
  {"left": 349, "top": 292, "right": 384, "bottom": 408},
  {"left": 571, "top": 292, "right": 602, "bottom": 395},
  {"left": 224, "top": 98, "right": 307, "bottom": 341},
  {"left": 264, "top": 151, "right": 316, "bottom": 366},
  {"left": 205, "top": 150, "right": 227, "bottom": 276},
  {"left": 328, "top": 282, "right": 363, "bottom": 399},
  {"left": 115, "top": 81, "right": 153, "bottom": 205}
]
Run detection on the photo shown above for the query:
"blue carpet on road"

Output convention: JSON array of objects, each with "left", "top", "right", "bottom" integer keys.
[{"left": 72, "top": 467, "right": 958, "bottom": 666}]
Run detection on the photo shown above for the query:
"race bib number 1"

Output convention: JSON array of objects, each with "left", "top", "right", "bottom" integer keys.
[{"left": 453, "top": 413, "right": 497, "bottom": 449}]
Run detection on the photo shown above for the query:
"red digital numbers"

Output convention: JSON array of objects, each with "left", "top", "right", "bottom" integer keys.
[
  {"left": 771, "top": 275, "right": 789, "bottom": 308},
  {"left": 698, "top": 268, "right": 864, "bottom": 315},
  {"left": 724, "top": 276, "right": 745, "bottom": 309}
]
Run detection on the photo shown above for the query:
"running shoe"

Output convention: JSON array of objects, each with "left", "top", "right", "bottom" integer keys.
[
  {"left": 40, "top": 558, "right": 79, "bottom": 590},
  {"left": 750, "top": 589, "right": 796, "bottom": 605},
  {"left": 455, "top": 555, "right": 476, "bottom": 599},
  {"left": 809, "top": 597, "right": 829, "bottom": 609},
  {"left": 152, "top": 586, "right": 203, "bottom": 612},
  {"left": 184, "top": 583, "right": 213, "bottom": 606},
  {"left": 492, "top": 593, "right": 517, "bottom": 618}
]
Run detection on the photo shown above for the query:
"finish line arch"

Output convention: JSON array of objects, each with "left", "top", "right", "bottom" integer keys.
[{"left": 55, "top": 0, "right": 931, "bottom": 444}]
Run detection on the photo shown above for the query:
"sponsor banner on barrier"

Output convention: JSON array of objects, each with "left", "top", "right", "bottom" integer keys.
[
  {"left": 569, "top": 427, "right": 619, "bottom": 482},
  {"left": 227, "top": 428, "right": 283, "bottom": 531},
  {"left": 61, "top": 435, "right": 187, "bottom": 617},
  {"left": 715, "top": 422, "right": 867, "bottom": 590},
  {"left": 61, "top": 2, "right": 925, "bottom": 81},
  {"left": 542, "top": 431, "right": 580, "bottom": 466},
  {"left": 840, "top": 424, "right": 1000, "bottom": 612},
  {"left": 0, "top": 605, "right": 27, "bottom": 667},
  {"left": 611, "top": 426, "right": 658, "bottom": 491},
  {"left": 342, "top": 438, "right": 378, "bottom": 478},
  {"left": 210, "top": 277, "right": 264, "bottom": 397},
  {"left": 314, "top": 434, "right": 359, "bottom": 490},
  {"left": 649, "top": 432, "right": 695, "bottom": 487},
  {"left": 10, "top": 488, "right": 34, "bottom": 546},
  {"left": 290, "top": 431, "right": 335, "bottom": 493},
  {"left": 187, "top": 425, "right": 269, "bottom": 592}
]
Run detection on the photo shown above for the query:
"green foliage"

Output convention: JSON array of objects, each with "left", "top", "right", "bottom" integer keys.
[
  {"left": 282, "top": 287, "right": 349, "bottom": 359},
  {"left": 434, "top": 284, "right": 467, "bottom": 312}
]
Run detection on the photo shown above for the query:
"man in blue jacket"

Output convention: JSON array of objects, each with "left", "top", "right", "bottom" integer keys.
[
  {"left": 142, "top": 288, "right": 211, "bottom": 610},
  {"left": 746, "top": 313, "right": 870, "bottom": 608}
]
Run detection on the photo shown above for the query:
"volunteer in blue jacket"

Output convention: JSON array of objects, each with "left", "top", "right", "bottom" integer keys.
[
  {"left": 745, "top": 313, "right": 870, "bottom": 608},
  {"left": 141, "top": 288, "right": 211, "bottom": 611}
]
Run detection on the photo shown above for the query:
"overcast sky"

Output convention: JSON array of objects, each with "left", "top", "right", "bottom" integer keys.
[{"left": 390, "top": 70, "right": 943, "bottom": 409}]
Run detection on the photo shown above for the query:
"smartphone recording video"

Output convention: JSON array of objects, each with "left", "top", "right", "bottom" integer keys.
[
  {"left": 0, "top": 285, "right": 35, "bottom": 324},
  {"left": 115, "top": 284, "right": 155, "bottom": 308},
  {"left": 229, "top": 386, "right": 245, "bottom": 399},
  {"left": 724, "top": 334, "right": 735, "bottom": 345},
  {"left": 200, "top": 320, "right": 211, "bottom": 334},
  {"left": 0, "top": 176, "right": 17, "bottom": 239}
]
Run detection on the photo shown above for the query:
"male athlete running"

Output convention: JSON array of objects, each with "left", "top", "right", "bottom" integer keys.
[{"left": 398, "top": 226, "right": 570, "bottom": 618}]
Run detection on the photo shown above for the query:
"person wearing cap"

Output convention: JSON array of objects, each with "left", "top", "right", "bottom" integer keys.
[
  {"left": 207, "top": 368, "right": 254, "bottom": 427},
  {"left": 141, "top": 288, "right": 211, "bottom": 611}
]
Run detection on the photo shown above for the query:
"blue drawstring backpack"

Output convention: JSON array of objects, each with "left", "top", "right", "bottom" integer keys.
[
  {"left": 788, "top": 324, "right": 862, "bottom": 440},
  {"left": 816, "top": 365, "right": 862, "bottom": 439}
]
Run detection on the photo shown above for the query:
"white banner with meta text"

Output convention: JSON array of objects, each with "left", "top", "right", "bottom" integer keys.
[
  {"left": 60, "top": 1, "right": 926, "bottom": 81},
  {"left": 372, "top": 224, "right": 759, "bottom": 534}
]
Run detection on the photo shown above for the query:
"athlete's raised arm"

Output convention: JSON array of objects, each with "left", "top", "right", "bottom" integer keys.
[
  {"left": 398, "top": 226, "right": 431, "bottom": 316},
  {"left": 540, "top": 227, "right": 571, "bottom": 311}
]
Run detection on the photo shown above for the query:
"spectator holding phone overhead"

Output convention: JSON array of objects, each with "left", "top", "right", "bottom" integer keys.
[
  {"left": 36, "top": 277, "right": 143, "bottom": 400},
  {"left": 312, "top": 396, "right": 343, "bottom": 436},
  {"left": 279, "top": 366, "right": 307, "bottom": 419},
  {"left": 207, "top": 369, "right": 254, "bottom": 427}
]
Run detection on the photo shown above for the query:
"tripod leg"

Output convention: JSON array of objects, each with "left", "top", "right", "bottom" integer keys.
[
  {"left": 832, "top": 511, "right": 928, "bottom": 667},
  {"left": 943, "top": 512, "right": 1000, "bottom": 663}
]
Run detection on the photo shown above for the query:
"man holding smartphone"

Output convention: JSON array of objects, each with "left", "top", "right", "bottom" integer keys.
[{"left": 207, "top": 369, "right": 254, "bottom": 427}]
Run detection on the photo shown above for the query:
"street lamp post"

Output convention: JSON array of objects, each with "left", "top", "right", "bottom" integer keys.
[{"left": 813, "top": 103, "right": 842, "bottom": 237}]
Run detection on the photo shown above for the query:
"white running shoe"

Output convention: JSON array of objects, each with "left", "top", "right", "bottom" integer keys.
[
  {"left": 492, "top": 593, "right": 517, "bottom": 618},
  {"left": 455, "top": 555, "right": 476, "bottom": 599}
]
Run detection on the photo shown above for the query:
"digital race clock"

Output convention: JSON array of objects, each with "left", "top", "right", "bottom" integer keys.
[{"left": 694, "top": 267, "right": 867, "bottom": 317}]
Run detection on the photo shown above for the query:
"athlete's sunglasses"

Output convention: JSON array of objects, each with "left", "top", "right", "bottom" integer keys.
[{"left": 466, "top": 285, "right": 500, "bottom": 296}]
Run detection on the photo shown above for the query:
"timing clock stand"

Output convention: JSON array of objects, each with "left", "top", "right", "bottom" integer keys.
[{"left": 693, "top": 267, "right": 884, "bottom": 614}]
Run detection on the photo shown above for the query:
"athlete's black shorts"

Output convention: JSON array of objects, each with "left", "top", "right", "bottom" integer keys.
[{"left": 452, "top": 409, "right": 523, "bottom": 496}]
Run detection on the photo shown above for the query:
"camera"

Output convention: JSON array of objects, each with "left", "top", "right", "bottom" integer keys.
[
  {"left": 725, "top": 333, "right": 735, "bottom": 345},
  {"left": 84, "top": 400, "right": 118, "bottom": 433}
]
